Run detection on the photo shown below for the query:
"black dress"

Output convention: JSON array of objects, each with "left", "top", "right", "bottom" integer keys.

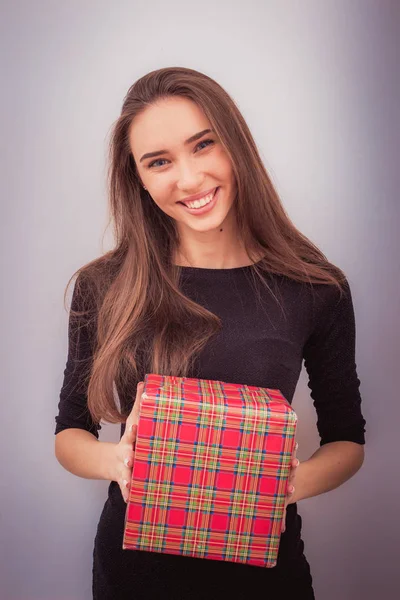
[{"left": 55, "top": 265, "right": 366, "bottom": 599}]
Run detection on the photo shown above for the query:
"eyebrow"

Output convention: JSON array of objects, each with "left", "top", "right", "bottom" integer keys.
[{"left": 139, "top": 128, "right": 214, "bottom": 163}]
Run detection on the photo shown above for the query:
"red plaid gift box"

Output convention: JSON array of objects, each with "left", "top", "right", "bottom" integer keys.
[{"left": 123, "top": 374, "right": 297, "bottom": 568}]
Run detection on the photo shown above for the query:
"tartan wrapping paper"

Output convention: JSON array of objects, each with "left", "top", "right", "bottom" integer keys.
[{"left": 122, "top": 374, "right": 297, "bottom": 568}]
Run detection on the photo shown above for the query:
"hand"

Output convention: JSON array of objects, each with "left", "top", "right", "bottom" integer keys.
[
  {"left": 114, "top": 381, "right": 144, "bottom": 503},
  {"left": 281, "top": 441, "right": 300, "bottom": 533}
]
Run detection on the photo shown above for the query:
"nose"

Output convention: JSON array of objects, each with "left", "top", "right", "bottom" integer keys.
[{"left": 176, "top": 161, "right": 204, "bottom": 192}]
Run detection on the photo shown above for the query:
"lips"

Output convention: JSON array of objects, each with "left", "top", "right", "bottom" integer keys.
[
  {"left": 178, "top": 186, "right": 220, "bottom": 216},
  {"left": 177, "top": 186, "right": 218, "bottom": 206}
]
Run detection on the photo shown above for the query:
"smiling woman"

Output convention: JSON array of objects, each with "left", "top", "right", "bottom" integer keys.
[{"left": 54, "top": 66, "right": 366, "bottom": 600}]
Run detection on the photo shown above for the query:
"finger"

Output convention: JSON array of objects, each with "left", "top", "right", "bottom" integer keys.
[
  {"left": 286, "top": 485, "right": 295, "bottom": 506},
  {"left": 125, "top": 382, "right": 145, "bottom": 432},
  {"left": 121, "top": 477, "right": 130, "bottom": 490},
  {"left": 125, "top": 406, "right": 139, "bottom": 433},
  {"left": 289, "top": 442, "right": 298, "bottom": 471},
  {"left": 123, "top": 452, "right": 135, "bottom": 469},
  {"left": 134, "top": 381, "right": 145, "bottom": 405},
  {"left": 131, "top": 423, "right": 138, "bottom": 446},
  {"left": 282, "top": 502, "right": 288, "bottom": 533},
  {"left": 120, "top": 423, "right": 136, "bottom": 450},
  {"left": 291, "top": 441, "right": 298, "bottom": 464},
  {"left": 116, "top": 438, "right": 136, "bottom": 473},
  {"left": 288, "top": 458, "right": 299, "bottom": 485},
  {"left": 293, "top": 441, "right": 299, "bottom": 459},
  {"left": 125, "top": 397, "right": 142, "bottom": 433},
  {"left": 120, "top": 461, "right": 134, "bottom": 502},
  {"left": 120, "top": 477, "right": 130, "bottom": 503},
  {"left": 126, "top": 422, "right": 138, "bottom": 442}
]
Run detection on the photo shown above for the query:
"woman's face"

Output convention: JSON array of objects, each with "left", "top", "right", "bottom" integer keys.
[{"left": 129, "top": 96, "right": 237, "bottom": 234}]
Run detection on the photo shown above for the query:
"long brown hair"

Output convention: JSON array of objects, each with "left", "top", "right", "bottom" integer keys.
[{"left": 65, "top": 66, "right": 347, "bottom": 425}]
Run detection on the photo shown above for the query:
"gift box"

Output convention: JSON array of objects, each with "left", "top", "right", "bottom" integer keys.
[{"left": 123, "top": 374, "right": 297, "bottom": 568}]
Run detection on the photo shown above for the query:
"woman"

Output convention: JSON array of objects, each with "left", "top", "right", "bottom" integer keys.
[{"left": 54, "top": 66, "right": 366, "bottom": 599}]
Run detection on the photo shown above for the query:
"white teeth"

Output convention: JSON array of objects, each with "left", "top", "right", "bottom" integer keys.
[{"left": 184, "top": 190, "right": 215, "bottom": 209}]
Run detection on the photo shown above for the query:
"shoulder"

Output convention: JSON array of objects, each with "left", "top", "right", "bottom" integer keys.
[
  {"left": 309, "top": 277, "right": 353, "bottom": 325},
  {"left": 264, "top": 272, "right": 354, "bottom": 337},
  {"left": 301, "top": 277, "right": 357, "bottom": 348},
  {"left": 69, "top": 254, "right": 119, "bottom": 314},
  {"left": 69, "top": 270, "right": 97, "bottom": 316}
]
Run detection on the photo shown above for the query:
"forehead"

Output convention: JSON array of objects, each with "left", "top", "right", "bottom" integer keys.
[{"left": 129, "top": 97, "right": 211, "bottom": 156}]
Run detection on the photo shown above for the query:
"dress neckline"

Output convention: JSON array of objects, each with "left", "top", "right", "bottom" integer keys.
[{"left": 176, "top": 260, "right": 263, "bottom": 274}]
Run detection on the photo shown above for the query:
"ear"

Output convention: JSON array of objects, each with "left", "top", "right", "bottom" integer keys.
[{"left": 137, "top": 177, "right": 146, "bottom": 190}]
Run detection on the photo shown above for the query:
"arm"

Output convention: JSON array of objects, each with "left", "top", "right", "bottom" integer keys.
[
  {"left": 289, "top": 440, "right": 364, "bottom": 504},
  {"left": 55, "top": 428, "right": 118, "bottom": 481},
  {"left": 290, "top": 278, "right": 366, "bottom": 504},
  {"left": 54, "top": 274, "right": 118, "bottom": 480},
  {"left": 54, "top": 273, "right": 144, "bottom": 501}
]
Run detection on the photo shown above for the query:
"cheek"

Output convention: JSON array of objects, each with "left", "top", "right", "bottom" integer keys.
[
  {"left": 150, "top": 180, "right": 173, "bottom": 205},
  {"left": 152, "top": 188, "right": 177, "bottom": 216},
  {"left": 214, "top": 151, "right": 235, "bottom": 182}
]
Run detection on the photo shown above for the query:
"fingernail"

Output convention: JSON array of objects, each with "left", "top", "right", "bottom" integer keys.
[
  {"left": 124, "top": 458, "right": 130, "bottom": 467},
  {"left": 288, "top": 485, "right": 295, "bottom": 494},
  {"left": 123, "top": 479, "right": 129, "bottom": 488},
  {"left": 295, "top": 459, "right": 300, "bottom": 467}
]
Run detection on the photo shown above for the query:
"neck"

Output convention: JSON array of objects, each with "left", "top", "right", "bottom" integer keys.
[{"left": 174, "top": 211, "right": 253, "bottom": 269}]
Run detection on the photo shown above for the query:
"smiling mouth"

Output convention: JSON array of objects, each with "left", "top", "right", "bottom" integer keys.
[{"left": 178, "top": 187, "right": 218, "bottom": 209}]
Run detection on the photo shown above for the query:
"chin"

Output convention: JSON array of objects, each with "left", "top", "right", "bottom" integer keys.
[
  {"left": 195, "top": 222, "right": 226, "bottom": 233},
  {"left": 186, "top": 212, "right": 232, "bottom": 233}
]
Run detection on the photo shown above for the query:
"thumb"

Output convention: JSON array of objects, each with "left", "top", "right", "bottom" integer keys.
[
  {"left": 127, "top": 421, "right": 138, "bottom": 441},
  {"left": 122, "top": 421, "right": 137, "bottom": 446}
]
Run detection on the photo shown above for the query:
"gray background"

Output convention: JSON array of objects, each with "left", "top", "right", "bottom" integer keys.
[{"left": 1, "top": 1, "right": 399, "bottom": 598}]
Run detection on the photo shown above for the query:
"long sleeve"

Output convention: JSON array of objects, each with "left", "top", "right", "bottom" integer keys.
[
  {"left": 55, "top": 274, "right": 102, "bottom": 438},
  {"left": 303, "top": 278, "right": 366, "bottom": 447}
]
